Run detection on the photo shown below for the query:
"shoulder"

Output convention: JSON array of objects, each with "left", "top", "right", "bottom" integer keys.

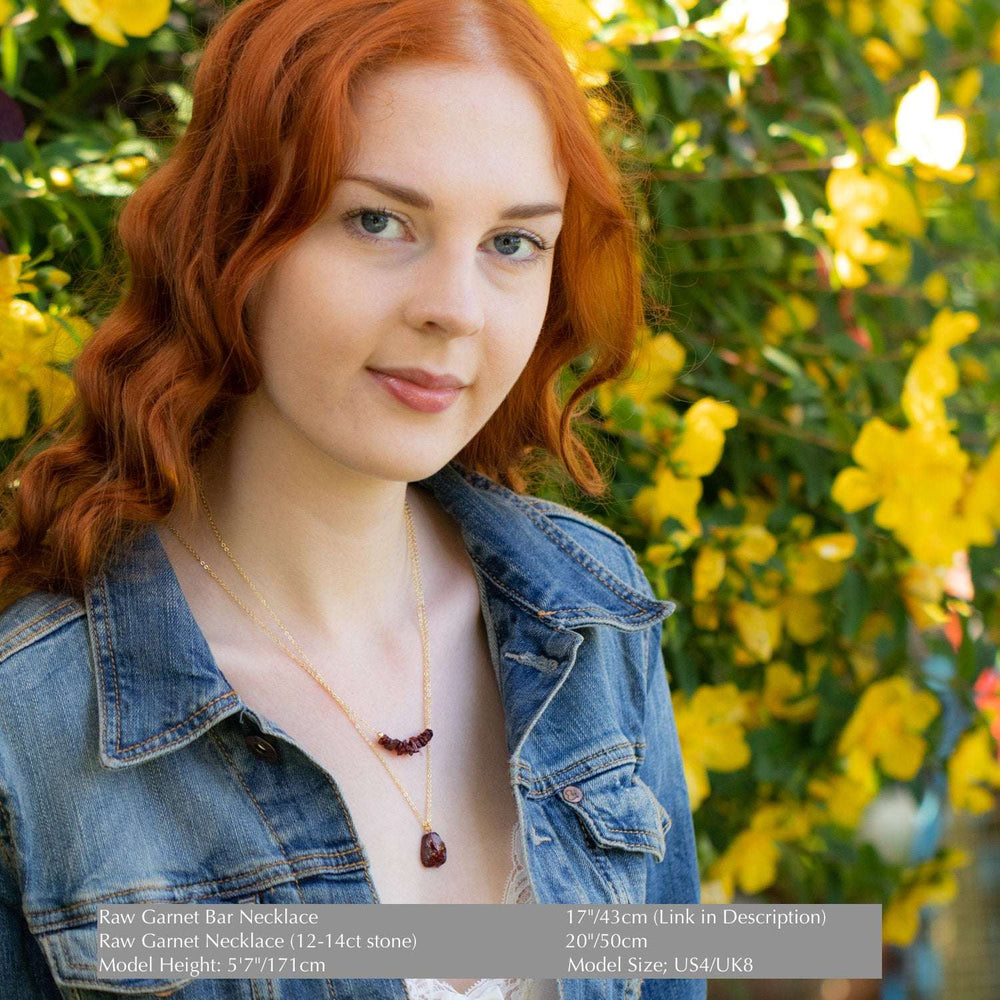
[
  {"left": 0, "top": 590, "right": 87, "bottom": 675},
  {"left": 449, "top": 462, "right": 653, "bottom": 599},
  {"left": 519, "top": 494, "right": 646, "bottom": 589}
]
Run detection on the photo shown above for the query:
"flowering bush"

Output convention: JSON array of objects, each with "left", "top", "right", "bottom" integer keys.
[{"left": 528, "top": 0, "right": 999, "bottom": 946}]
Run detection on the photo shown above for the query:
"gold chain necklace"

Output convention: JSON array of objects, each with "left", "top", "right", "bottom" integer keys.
[{"left": 165, "top": 471, "right": 447, "bottom": 868}]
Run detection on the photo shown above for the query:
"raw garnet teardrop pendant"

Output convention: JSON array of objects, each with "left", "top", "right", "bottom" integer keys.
[{"left": 420, "top": 831, "right": 447, "bottom": 867}]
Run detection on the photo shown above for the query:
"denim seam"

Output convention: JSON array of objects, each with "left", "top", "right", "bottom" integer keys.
[
  {"left": 26, "top": 856, "right": 365, "bottom": 930},
  {"left": 454, "top": 465, "right": 656, "bottom": 619},
  {"left": 208, "top": 729, "right": 307, "bottom": 904},
  {"left": 526, "top": 740, "right": 645, "bottom": 791},
  {"left": 470, "top": 559, "right": 555, "bottom": 620},
  {"left": 110, "top": 691, "right": 239, "bottom": 758},
  {"left": 0, "top": 600, "right": 82, "bottom": 663},
  {"left": 212, "top": 731, "right": 348, "bottom": 999},
  {"left": 521, "top": 509, "right": 650, "bottom": 615},
  {"left": 94, "top": 574, "right": 243, "bottom": 759}
]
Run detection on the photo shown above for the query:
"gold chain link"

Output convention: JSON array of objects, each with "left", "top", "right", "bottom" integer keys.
[{"left": 165, "top": 471, "right": 434, "bottom": 834}]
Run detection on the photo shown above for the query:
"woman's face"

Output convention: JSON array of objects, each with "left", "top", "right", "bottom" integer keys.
[{"left": 245, "top": 61, "right": 569, "bottom": 483}]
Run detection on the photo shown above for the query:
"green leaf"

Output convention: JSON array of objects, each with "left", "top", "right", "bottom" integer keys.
[
  {"left": 68, "top": 163, "right": 134, "bottom": 197},
  {"left": 1, "top": 24, "right": 17, "bottom": 93}
]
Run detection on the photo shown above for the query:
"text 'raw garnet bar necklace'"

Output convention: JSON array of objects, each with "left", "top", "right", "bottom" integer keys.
[{"left": 165, "top": 470, "right": 447, "bottom": 868}]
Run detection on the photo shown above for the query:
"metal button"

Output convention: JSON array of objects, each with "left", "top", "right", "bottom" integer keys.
[
  {"left": 244, "top": 732, "right": 280, "bottom": 762},
  {"left": 561, "top": 785, "right": 584, "bottom": 803}
]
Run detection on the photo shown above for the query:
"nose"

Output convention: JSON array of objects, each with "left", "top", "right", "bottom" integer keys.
[{"left": 401, "top": 241, "right": 486, "bottom": 339}]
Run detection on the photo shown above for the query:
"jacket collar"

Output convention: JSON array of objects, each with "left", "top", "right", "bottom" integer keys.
[{"left": 86, "top": 459, "right": 674, "bottom": 769}]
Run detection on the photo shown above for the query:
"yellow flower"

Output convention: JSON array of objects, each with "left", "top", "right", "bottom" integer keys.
[
  {"left": 807, "top": 748, "right": 879, "bottom": 828},
  {"left": 881, "top": 0, "right": 928, "bottom": 59},
  {"left": 921, "top": 271, "right": 949, "bottom": 305},
  {"left": 671, "top": 398, "right": 739, "bottom": 478},
  {"left": 693, "top": 547, "right": 726, "bottom": 602},
  {"left": 749, "top": 565, "right": 782, "bottom": 605},
  {"left": 810, "top": 533, "right": 857, "bottom": 562},
  {"left": 0, "top": 302, "right": 90, "bottom": 438},
  {"left": 673, "top": 683, "right": 751, "bottom": 810},
  {"left": 729, "top": 524, "right": 778, "bottom": 566},
  {"left": 837, "top": 677, "right": 939, "bottom": 780},
  {"left": 961, "top": 442, "right": 1000, "bottom": 548},
  {"left": 883, "top": 850, "right": 967, "bottom": 946},
  {"left": 762, "top": 294, "right": 817, "bottom": 343},
  {"left": 844, "top": 0, "right": 874, "bottom": 35},
  {"left": 901, "top": 309, "right": 979, "bottom": 434},
  {"left": 59, "top": 0, "right": 171, "bottom": 47},
  {"left": 785, "top": 536, "right": 852, "bottom": 594},
  {"left": 709, "top": 826, "right": 779, "bottom": 897},
  {"left": 873, "top": 173, "right": 925, "bottom": 237},
  {"left": 527, "top": 0, "right": 649, "bottom": 86},
  {"left": 0, "top": 254, "right": 38, "bottom": 300},
  {"left": 930, "top": 0, "right": 963, "bottom": 38},
  {"left": 891, "top": 72, "right": 972, "bottom": 179},
  {"left": 952, "top": 67, "right": 982, "bottom": 109},
  {"left": 820, "top": 166, "right": 894, "bottom": 287},
  {"left": 831, "top": 419, "right": 904, "bottom": 513},
  {"left": 693, "top": 0, "right": 789, "bottom": 72},
  {"left": 602, "top": 328, "right": 686, "bottom": 412},
  {"left": 862, "top": 38, "right": 902, "bottom": 82},
  {"left": 692, "top": 601, "right": 720, "bottom": 631},
  {"left": 780, "top": 592, "right": 826, "bottom": 645},
  {"left": 730, "top": 601, "right": 783, "bottom": 663},
  {"left": 900, "top": 562, "right": 949, "bottom": 628},
  {"left": 707, "top": 801, "right": 810, "bottom": 899},
  {"left": 872, "top": 240, "right": 912, "bottom": 285},
  {"left": 762, "top": 661, "right": 819, "bottom": 721},
  {"left": 862, "top": 123, "right": 903, "bottom": 174},
  {"left": 948, "top": 727, "right": 1000, "bottom": 814},
  {"left": 633, "top": 465, "right": 704, "bottom": 537}
]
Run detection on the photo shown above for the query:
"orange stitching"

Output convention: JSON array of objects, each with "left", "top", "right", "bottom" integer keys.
[
  {"left": 208, "top": 730, "right": 305, "bottom": 901},
  {"left": 27, "top": 852, "right": 362, "bottom": 924},
  {"left": 0, "top": 602, "right": 83, "bottom": 663}
]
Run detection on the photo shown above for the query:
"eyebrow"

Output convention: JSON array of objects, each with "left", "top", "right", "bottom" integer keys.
[{"left": 341, "top": 173, "right": 564, "bottom": 220}]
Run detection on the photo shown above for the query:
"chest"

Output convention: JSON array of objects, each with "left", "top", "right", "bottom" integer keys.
[
  {"left": 171, "top": 523, "right": 521, "bottom": 911},
  {"left": 214, "top": 607, "right": 521, "bottom": 910}
]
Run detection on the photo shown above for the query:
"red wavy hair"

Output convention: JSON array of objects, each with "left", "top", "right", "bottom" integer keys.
[{"left": 0, "top": 0, "right": 655, "bottom": 606}]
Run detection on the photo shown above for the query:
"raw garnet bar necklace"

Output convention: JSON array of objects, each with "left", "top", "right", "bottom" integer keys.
[
  {"left": 166, "top": 472, "right": 447, "bottom": 868},
  {"left": 377, "top": 727, "right": 433, "bottom": 755}
]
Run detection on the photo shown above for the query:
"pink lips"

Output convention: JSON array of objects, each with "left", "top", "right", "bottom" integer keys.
[{"left": 367, "top": 368, "right": 465, "bottom": 413}]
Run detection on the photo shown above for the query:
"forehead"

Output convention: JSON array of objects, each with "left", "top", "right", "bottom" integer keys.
[{"left": 347, "top": 61, "right": 568, "bottom": 199}]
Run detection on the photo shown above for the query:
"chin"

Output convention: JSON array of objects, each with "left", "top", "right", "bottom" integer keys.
[{"left": 328, "top": 444, "right": 462, "bottom": 486}]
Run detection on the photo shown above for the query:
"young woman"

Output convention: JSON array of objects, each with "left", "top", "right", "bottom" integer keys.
[{"left": 0, "top": 1, "right": 703, "bottom": 998}]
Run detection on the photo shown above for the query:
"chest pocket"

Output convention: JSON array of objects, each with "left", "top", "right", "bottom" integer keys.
[
  {"left": 33, "top": 892, "right": 261, "bottom": 1000},
  {"left": 557, "top": 763, "right": 668, "bottom": 863},
  {"left": 546, "top": 757, "right": 670, "bottom": 906}
]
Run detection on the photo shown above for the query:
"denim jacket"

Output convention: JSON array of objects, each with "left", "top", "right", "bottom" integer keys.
[{"left": 0, "top": 459, "right": 705, "bottom": 1000}]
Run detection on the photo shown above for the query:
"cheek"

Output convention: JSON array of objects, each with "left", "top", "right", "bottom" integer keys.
[
  {"left": 251, "top": 252, "right": 376, "bottom": 380},
  {"left": 478, "top": 325, "right": 542, "bottom": 397}
]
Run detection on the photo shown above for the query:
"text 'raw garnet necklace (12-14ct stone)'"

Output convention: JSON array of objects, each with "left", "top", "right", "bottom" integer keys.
[{"left": 165, "top": 470, "right": 447, "bottom": 868}]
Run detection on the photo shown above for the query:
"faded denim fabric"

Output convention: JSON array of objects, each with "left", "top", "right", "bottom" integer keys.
[{"left": 0, "top": 459, "right": 705, "bottom": 1000}]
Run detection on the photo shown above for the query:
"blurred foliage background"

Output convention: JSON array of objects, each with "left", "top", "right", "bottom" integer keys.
[{"left": 0, "top": 0, "right": 997, "bottom": 971}]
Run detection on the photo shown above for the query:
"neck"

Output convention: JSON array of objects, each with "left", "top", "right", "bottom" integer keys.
[{"left": 165, "top": 393, "right": 426, "bottom": 647}]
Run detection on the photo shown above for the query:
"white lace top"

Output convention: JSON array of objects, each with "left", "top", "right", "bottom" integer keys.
[{"left": 404, "top": 821, "right": 560, "bottom": 1000}]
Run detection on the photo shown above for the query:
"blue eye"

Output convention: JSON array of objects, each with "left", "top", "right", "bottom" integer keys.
[
  {"left": 353, "top": 209, "right": 403, "bottom": 238},
  {"left": 341, "top": 205, "right": 552, "bottom": 266}
]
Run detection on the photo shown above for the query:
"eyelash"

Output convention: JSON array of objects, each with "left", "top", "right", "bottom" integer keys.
[{"left": 340, "top": 205, "right": 553, "bottom": 266}]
